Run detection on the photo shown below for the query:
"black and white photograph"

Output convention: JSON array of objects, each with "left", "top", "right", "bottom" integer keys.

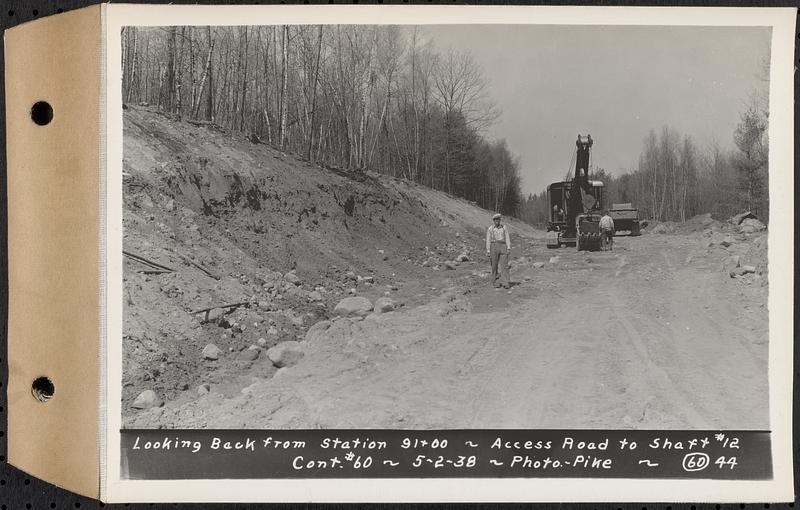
[{"left": 119, "top": 20, "right": 775, "bottom": 432}]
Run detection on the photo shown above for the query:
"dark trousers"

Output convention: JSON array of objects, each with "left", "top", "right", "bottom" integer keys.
[
  {"left": 601, "top": 228, "right": 614, "bottom": 250},
  {"left": 490, "top": 242, "right": 510, "bottom": 287}
]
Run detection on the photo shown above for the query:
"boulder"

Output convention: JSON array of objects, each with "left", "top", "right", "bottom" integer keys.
[
  {"left": 284, "top": 272, "right": 301, "bottom": 285},
  {"left": 197, "top": 384, "right": 211, "bottom": 396},
  {"left": 164, "top": 199, "right": 176, "bottom": 212},
  {"left": 291, "top": 316, "right": 304, "bottom": 327},
  {"left": 239, "top": 348, "right": 260, "bottom": 361},
  {"left": 729, "top": 266, "right": 756, "bottom": 278},
  {"left": 722, "top": 255, "right": 741, "bottom": 272},
  {"left": 730, "top": 211, "right": 757, "bottom": 225},
  {"left": 548, "top": 256, "right": 560, "bottom": 264},
  {"left": 456, "top": 253, "right": 470, "bottom": 262},
  {"left": 305, "top": 320, "right": 332, "bottom": 342},
  {"left": 720, "top": 236, "right": 735, "bottom": 248},
  {"left": 206, "top": 308, "right": 224, "bottom": 323},
  {"left": 443, "top": 261, "right": 457, "bottom": 270},
  {"left": 308, "top": 290, "right": 323, "bottom": 301},
  {"left": 533, "top": 262, "right": 545, "bottom": 269},
  {"left": 257, "top": 337, "right": 268, "bottom": 347},
  {"left": 740, "top": 218, "right": 766, "bottom": 232},
  {"left": 651, "top": 224, "right": 669, "bottom": 234},
  {"left": 374, "top": 297, "right": 396, "bottom": 313},
  {"left": 131, "top": 390, "right": 162, "bottom": 410},
  {"left": 333, "top": 296, "right": 373, "bottom": 317},
  {"left": 267, "top": 326, "right": 278, "bottom": 336},
  {"left": 267, "top": 341, "right": 305, "bottom": 368},
  {"left": 202, "top": 343, "right": 223, "bottom": 360}
]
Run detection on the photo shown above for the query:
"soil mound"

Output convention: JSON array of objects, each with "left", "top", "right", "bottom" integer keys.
[{"left": 122, "top": 106, "right": 538, "bottom": 416}]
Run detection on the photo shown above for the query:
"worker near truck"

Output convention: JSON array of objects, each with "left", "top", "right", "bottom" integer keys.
[
  {"left": 599, "top": 210, "right": 614, "bottom": 251},
  {"left": 486, "top": 213, "right": 512, "bottom": 289},
  {"left": 553, "top": 204, "right": 564, "bottom": 222}
]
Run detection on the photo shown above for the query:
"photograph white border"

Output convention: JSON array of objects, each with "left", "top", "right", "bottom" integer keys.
[{"left": 103, "top": 4, "right": 795, "bottom": 503}]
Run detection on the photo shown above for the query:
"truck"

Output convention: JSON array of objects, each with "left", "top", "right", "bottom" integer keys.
[
  {"left": 546, "top": 134, "right": 605, "bottom": 251},
  {"left": 608, "top": 203, "right": 644, "bottom": 236}
]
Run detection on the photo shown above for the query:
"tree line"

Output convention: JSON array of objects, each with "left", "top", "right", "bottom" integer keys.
[
  {"left": 519, "top": 93, "right": 769, "bottom": 226},
  {"left": 122, "top": 25, "right": 523, "bottom": 215}
]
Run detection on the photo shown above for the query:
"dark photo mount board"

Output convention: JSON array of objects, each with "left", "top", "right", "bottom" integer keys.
[{"left": 0, "top": 0, "right": 798, "bottom": 508}]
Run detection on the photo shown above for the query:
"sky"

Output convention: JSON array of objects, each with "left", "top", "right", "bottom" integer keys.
[{"left": 422, "top": 25, "right": 771, "bottom": 194}]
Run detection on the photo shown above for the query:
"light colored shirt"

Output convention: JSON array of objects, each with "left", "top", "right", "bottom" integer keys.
[
  {"left": 486, "top": 224, "right": 511, "bottom": 252},
  {"left": 599, "top": 215, "right": 614, "bottom": 230}
]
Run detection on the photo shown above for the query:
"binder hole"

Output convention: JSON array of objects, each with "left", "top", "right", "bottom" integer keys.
[
  {"left": 7, "top": 10, "right": 13, "bottom": 16},
  {"left": 30, "top": 101, "right": 53, "bottom": 126},
  {"left": 32, "top": 376, "right": 55, "bottom": 402},
  {"left": 32, "top": 9, "right": 38, "bottom": 16}
]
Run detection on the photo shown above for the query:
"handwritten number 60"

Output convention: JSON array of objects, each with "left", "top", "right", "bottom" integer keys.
[{"left": 682, "top": 453, "right": 710, "bottom": 472}]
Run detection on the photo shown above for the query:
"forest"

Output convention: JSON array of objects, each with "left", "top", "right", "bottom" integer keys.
[
  {"left": 121, "top": 25, "right": 523, "bottom": 215},
  {"left": 518, "top": 93, "right": 770, "bottom": 227}
]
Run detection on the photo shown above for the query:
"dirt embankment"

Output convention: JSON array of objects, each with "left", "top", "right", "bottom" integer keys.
[{"left": 122, "top": 106, "right": 538, "bottom": 416}]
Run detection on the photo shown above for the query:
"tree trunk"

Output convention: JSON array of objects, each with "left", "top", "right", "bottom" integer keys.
[
  {"left": 279, "top": 26, "right": 289, "bottom": 149},
  {"left": 188, "top": 28, "right": 195, "bottom": 116},
  {"left": 306, "top": 26, "right": 323, "bottom": 160},
  {"left": 368, "top": 66, "right": 393, "bottom": 168},
  {"left": 162, "top": 27, "right": 177, "bottom": 112},
  {"left": 240, "top": 27, "right": 249, "bottom": 132},
  {"left": 194, "top": 27, "right": 216, "bottom": 119}
]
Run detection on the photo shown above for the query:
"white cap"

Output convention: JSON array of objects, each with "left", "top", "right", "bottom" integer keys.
[{"left": 492, "top": 213, "right": 502, "bottom": 219}]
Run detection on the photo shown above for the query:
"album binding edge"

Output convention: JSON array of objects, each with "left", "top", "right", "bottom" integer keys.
[{"left": 5, "top": 4, "right": 105, "bottom": 499}]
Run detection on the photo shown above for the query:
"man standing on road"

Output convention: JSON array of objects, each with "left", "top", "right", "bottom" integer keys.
[
  {"left": 486, "top": 213, "right": 511, "bottom": 289},
  {"left": 599, "top": 210, "right": 615, "bottom": 251}
]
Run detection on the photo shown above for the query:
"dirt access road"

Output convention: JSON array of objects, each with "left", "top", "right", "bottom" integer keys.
[{"left": 130, "top": 230, "right": 768, "bottom": 430}]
